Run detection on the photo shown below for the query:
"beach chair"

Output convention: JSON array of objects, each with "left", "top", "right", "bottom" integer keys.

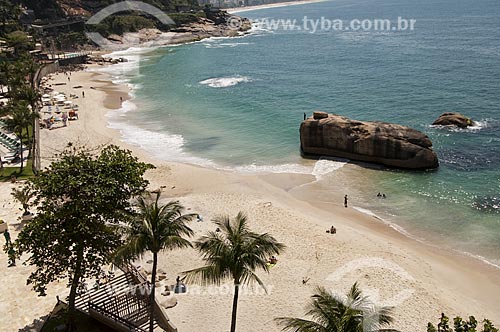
[{"left": 3, "top": 151, "right": 20, "bottom": 163}]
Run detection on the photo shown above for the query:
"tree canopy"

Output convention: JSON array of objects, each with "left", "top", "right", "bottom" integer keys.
[{"left": 15, "top": 144, "right": 154, "bottom": 329}]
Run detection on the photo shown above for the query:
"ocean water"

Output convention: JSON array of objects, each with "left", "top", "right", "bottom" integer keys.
[{"left": 102, "top": 0, "right": 500, "bottom": 266}]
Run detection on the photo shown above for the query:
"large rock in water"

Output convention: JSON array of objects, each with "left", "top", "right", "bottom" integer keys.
[
  {"left": 300, "top": 112, "right": 439, "bottom": 169},
  {"left": 432, "top": 112, "right": 475, "bottom": 128}
]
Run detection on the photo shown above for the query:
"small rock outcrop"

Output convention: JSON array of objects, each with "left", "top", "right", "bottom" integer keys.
[
  {"left": 300, "top": 112, "right": 439, "bottom": 169},
  {"left": 432, "top": 112, "right": 475, "bottom": 128}
]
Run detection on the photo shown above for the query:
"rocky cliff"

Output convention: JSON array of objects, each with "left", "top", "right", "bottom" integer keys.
[{"left": 300, "top": 112, "right": 439, "bottom": 169}]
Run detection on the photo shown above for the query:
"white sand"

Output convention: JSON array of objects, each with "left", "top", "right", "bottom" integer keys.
[{"left": 0, "top": 67, "right": 499, "bottom": 332}]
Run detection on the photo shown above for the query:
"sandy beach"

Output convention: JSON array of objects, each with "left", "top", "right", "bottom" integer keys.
[{"left": 1, "top": 66, "right": 499, "bottom": 332}]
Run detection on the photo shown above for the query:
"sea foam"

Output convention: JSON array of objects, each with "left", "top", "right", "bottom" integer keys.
[
  {"left": 312, "top": 158, "right": 349, "bottom": 180},
  {"left": 199, "top": 76, "right": 251, "bottom": 88},
  {"left": 107, "top": 115, "right": 218, "bottom": 168}
]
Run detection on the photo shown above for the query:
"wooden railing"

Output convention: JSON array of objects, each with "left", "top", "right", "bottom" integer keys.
[
  {"left": 76, "top": 264, "right": 177, "bottom": 332},
  {"left": 89, "top": 301, "right": 148, "bottom": 332}
]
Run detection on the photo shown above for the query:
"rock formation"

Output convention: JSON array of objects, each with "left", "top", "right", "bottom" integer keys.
[
  {"left": 300, "top": 112, "right": 439, "bottom": 169},
  {"left": 432, "top": 112, "right": 475, "bottom": 128}
]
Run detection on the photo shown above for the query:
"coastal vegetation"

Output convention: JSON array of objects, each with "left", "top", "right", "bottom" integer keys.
[
  {"left": 427, "top": 313, "right": 498, "bottom": 332},
  {"left": 276, "top": 283, "right": 399, "bottom": 332},
  {"left": 114, "top": 190, "right": 195, "bottom": 332},
  {"left": 0, "top": 0, "right": 203, "bottom": 49},
  {"left": 185, "top": 212, "right": 286, "bottom": 332},
  {"left": 0, "top": 30, "right": 40, "bottom": 177},
  {"left": 1, "top": 1, "right": 498, "bottom": 332},
  {"left": 11, "top": 185, "right": 34, "bottom": 216},
  {"left": 14, "top": 144, "right": 153, "bottom": 331}
]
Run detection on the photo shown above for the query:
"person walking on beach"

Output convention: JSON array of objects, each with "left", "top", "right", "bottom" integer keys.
[
  {"left": 344, "top": 195, "right": 348, "bottom": 208},
  {"left": 3, "top": 229, "right": 11, "bottom": 245},
  {"left": 82, "top": 91, "right": 85, "bottom": 98}
]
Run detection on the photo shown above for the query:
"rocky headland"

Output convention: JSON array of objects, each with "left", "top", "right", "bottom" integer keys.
[{"left": 300, "top": 112, "right": 439, "bottom": 169}]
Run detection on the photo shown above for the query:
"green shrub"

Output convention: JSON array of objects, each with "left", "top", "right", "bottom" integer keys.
[{"left": 427, "top": 313, "right": 498, "bottom": 332}]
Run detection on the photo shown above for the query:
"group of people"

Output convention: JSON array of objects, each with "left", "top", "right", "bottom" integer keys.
[{"left": 377, "top": 193, "right": 387, "bottom": 199}]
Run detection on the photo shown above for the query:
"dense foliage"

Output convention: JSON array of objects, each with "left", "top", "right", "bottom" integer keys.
[
  {"left": 15, "top": 145, "right": 153, "bottom": 329},
  {"left": 0, "top": 33, "right": 39, "bottom": 174},
  {"left": 19, "top": 0, "right": 200, "bottom": 19}
]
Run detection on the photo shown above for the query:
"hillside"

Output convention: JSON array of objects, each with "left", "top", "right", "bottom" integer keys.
[{"left": 20, "top": 0, "right": 199, "bottom": 19}]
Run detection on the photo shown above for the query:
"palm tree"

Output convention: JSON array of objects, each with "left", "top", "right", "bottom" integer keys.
[
  {"left": 276, "top": 283, "right": 399, "bottom": 332},
  {"left": 184, "top": 212, "right": 286, "bottom": 332},
  {"left": 13, "top": 84, "right": 40, "bottom": 146},
  {"left": 12, "top": 186, "right": 34, "bottom": 216},
  {"left": 5, "top": 100, "right": 31, "bottom": 172},
  {"left": 114, "top": 191, "right": 195, "bottom": 332}
]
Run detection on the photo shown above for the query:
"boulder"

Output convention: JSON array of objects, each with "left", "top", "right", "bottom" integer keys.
[
  {"left": 313, "top": 111, "right": 329, "bottom": 120},
  {"left": 300, "top": 113, "right": 439, "bottom": 169},
  {"left": 160, "top": 297, "right": 178, "bottom": 309},
  {"left": 107, "top": 34, "right": 123, "bottom": 43},
  {"left": 432, "top": 112, "right": 475, "bottom": 128}
]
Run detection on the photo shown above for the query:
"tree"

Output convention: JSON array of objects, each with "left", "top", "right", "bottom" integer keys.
[
  {"left": 15, "top": 145, "right": 153, "bottom": 331},
  {"left": 114, "top": 191, "right": 195, "bottom": 332},
  {"left": 0, "top": 0, "right": 21, "bottom": 31},
  {"left": 427, "top": 313, "right": 498, "bottom": 332},
  {"left": 276, "top": 283, "right": 399, "bottom": 332},
  {"left": 11, "top": 186, "right": 34, "bottom": 215},
  {"left": 13, "top": 83, "right": 40, "bottom": 147},
  {"left": 184, "top": 212, "right": 286, "bottom": 332},
  {"left": 5, "top": 31, "right": 33, "bottom": 57},
  {"left": 5, "top": 100, "right": 31, "bottom": 172}
]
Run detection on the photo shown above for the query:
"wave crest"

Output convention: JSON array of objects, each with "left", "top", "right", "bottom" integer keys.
[{"left": 199, "top": 76, "right": 251, "bottom": 88}]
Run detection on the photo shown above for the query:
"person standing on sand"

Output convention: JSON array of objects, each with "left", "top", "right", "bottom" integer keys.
[
  {"left": 3, "top": 229, "right": 11, "bottom": 245},
  {"left": 344, "top": 195, "right": 348, "bottom": 208},
  {"left": 82, "top": 91, "right": 85, "bottom": 98}
]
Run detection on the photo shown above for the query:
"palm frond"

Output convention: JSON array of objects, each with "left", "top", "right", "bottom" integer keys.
[
  {"left": 183, "top": 265, "right": 232, "bottom": 286},
  {"left": 114, "top": 190, "right": 194, "bottom": 262},
  {"left": 275, "top": 317, "right": 327, "bottom": 332},
  {"left": 186, "top": 211, "right": 285, "bottom": 289},
  {"left": 277, "top": 285, "right": 400, "bottom": 332}
]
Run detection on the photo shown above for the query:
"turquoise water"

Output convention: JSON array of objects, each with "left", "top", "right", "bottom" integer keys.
[{"left": 105, "top": 0, "right": 500, "bottom": 265}]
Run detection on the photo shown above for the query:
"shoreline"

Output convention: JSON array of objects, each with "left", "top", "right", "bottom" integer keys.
[
  {"left": 97, "top": 66, "right": 500, "bottom": 271},
  {"left": 2, "top": 35, "right": 499, "bottom": 331},
  {"left": 24, "top": 67, "right": 500, "bottom": 330}
]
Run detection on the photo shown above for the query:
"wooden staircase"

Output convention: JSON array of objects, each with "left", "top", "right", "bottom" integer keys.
[{"left": 75, "top": 264, "right": 177, "bottom": 332}]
